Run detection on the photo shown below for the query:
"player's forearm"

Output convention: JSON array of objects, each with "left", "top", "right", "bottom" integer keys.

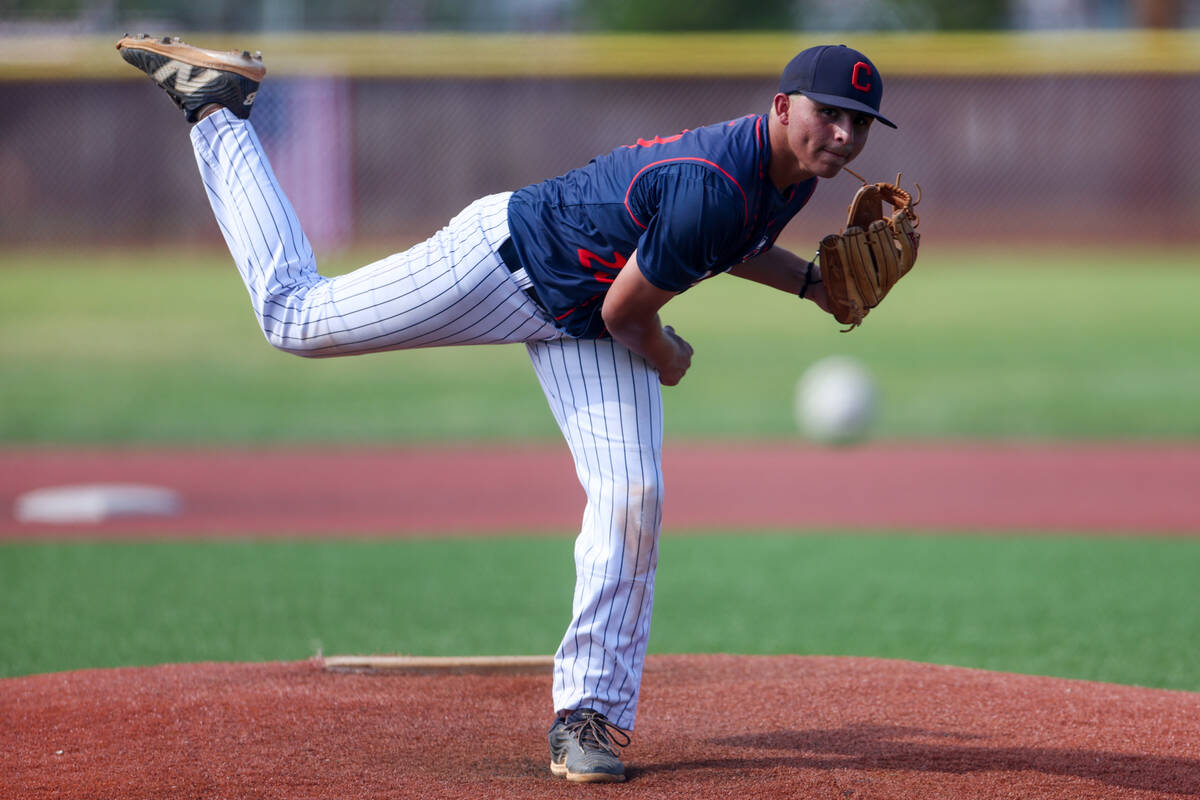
[
  {"left": 599, "top": 251, "right": 693, "bottom": 384},
  {"left": 729, "top": 246, "right": 816, "bottom": 294},
  {"left": 603, "top": 309, "right": 692, "bottom": 386},
  {"left": 606, "top": 311, "right": 669, "bottom": 366},
  {"left": 729, "top": 246, "right": 830, "bottom": 312}
]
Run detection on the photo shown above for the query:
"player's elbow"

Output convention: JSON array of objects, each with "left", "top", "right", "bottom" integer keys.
[
  {"left": 600, "top": 303, "right": 633, "bottom": 339},
  {"left": 601, "top": 264, "right": 675, "bottom": 342},
  {"left": 601, "top": 296, "right": 656, "bottom": 343}
]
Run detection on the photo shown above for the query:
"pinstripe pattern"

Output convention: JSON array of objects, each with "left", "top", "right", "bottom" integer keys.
[
  {"left": 528, "top": 338, "right": 664, "bottom": 731},
  {"left": 189, "top": 107, "right": 666, "bottom": 733},
  {"left": 189, "top": 109, "right": 560, "bottom": 354}
]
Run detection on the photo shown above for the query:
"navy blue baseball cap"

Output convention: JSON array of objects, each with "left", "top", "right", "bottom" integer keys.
[{"left": 779, "top": 44, "right": 896, "bottom": 128}]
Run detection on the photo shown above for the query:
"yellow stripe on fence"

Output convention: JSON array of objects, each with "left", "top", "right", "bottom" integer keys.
[{"left": 4, "top": 30, "right": 1199, "bottom": 81}]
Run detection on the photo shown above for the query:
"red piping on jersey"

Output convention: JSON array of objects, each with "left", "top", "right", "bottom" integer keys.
[
  {"left": 624, "top": 157, "right": 749, "bottom": 231},
  {"left": 553, "top": 293, "right": 600, "bottom": 322},
  {"left": 755, "top": 116, "right": 764, "bottom": 180},
  {"left": 624, "top": 133, "right": 687, "bottom": 148}
]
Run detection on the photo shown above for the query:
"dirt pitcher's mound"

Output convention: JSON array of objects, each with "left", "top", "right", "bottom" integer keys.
[{"left": 5, "top": 655, "right": 1198, "bottom": 799}]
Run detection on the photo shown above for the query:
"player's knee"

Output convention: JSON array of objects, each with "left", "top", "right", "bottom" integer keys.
[
  {"left": 253, "top": 284, "right": 333, "bottom": 357},
  {"left": 608, "top": 474, "right": 664, "bottom": 535},
  {"left": 257, "top": 315, "right": 331, "bottom": 357},
  {"left": 259, "top": 330, "right": 337, "bottom": 359},
  {"left": 259, "top": 326, "right": 314, "bottom": 357}
]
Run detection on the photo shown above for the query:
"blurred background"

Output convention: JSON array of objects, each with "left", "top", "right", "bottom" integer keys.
[
  {"left": 1, "top": 1, "right": 1198, "bottom": 445},
  {"left": 2, "top": 0, "right": 1199, "bottom": 251}
]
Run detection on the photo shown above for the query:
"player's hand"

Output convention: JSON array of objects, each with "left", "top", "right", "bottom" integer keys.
[
  {"left": 655, "top": 325, "right": 693, "bottom": 386},
  {"left": 804, "top": 281, "right": 834, "bottom": 316}
]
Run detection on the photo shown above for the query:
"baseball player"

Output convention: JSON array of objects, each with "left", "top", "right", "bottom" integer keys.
[{"left": 117, "top": 35, "right": 896, "bottom": 782}]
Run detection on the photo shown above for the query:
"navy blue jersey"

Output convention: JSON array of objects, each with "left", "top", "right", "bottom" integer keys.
[{"left": 506, "top": 113, "right": 818, "bottom": 339}]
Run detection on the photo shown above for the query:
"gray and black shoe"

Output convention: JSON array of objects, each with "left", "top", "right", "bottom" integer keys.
[
  {"left": 548, "top": 708, "right": 630, "bottom": 783},
  {"left": 116, "top": 34, "right": 265, "bottom": 122}
]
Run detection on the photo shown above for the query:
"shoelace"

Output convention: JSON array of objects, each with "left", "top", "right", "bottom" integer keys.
[{"left": 566, "top": 713, "right": 631, "bottom": 756}]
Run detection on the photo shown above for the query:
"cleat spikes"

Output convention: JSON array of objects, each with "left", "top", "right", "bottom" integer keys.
[{"left": 115, "top": 34, "right": 265, "bottom": 122}]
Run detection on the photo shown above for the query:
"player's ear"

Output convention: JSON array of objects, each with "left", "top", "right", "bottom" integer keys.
[{"left": 773, "top": 93, "right": 791, "bottom": 125}]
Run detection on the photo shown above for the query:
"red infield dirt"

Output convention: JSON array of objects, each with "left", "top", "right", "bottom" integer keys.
[
  {"left": 4, "top": 442, "right": 1200, "bottom": 799},
  {"left": 3, "top": 441, "right": 1200, "bottom": 536},
  {"left": 6, "top": 656, "right": 1200, "bottom": 799}
]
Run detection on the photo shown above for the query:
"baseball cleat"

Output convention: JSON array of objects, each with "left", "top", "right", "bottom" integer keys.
[
  {"left": 116, "top": 34, "right": 265, "bottom": 122},
  {"left": 548, "top": 708, "right": 630, "bottom": 783}
]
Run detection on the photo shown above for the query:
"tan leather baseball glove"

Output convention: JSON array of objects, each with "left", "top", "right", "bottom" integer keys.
[{"left": 817, "top": 172, "right": 921, "bottom": 330}]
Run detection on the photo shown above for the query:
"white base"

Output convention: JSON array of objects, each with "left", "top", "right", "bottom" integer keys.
[{"left": 14, "top": 484, "right": 182, "bottom": 524}]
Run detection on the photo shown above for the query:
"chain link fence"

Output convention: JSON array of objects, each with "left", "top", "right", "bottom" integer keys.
[{"left": 2, "top": 53, "right": 1198, "bottom": 253}]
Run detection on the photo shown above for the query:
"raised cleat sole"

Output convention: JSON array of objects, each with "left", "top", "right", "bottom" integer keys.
[{"left": 116, "top": 34, "right": 265, "bottom": 81}]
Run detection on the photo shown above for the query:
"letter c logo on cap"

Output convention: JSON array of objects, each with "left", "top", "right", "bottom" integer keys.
[{"left": 851, "top": 62, "right": 872, "bottom": 92}]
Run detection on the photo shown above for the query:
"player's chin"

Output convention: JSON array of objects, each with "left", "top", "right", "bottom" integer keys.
[{"left": 811, "top": 154, "right": 850, "bottom": 179}]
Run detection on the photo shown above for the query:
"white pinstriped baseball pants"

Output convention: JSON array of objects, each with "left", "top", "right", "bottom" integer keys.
[{"left": 191, "top": 109, "right": 662, "bottom": 730}]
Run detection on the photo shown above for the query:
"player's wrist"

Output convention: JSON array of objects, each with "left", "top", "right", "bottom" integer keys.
[{"left": 798, "top": 258, "right": 823, "bottom": 299}]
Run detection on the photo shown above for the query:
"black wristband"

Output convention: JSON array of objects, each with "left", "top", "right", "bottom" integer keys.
[{"left": 798, "top": 259, "right": 822, "bottom": 299}]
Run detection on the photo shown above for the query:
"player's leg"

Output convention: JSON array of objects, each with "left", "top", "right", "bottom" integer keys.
[
  {"left": 527, "top": 337, "right": 665, "bottom": 736},
  {"left": 121, "top": 34, "right": 557, "bottom": 355},
  {"left": 190, "top": 113, "right": 559, "bottom": 354}
]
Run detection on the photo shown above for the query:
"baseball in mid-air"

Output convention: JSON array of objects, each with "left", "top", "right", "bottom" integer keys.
[{"left": 795, "top": 355, "right": 878, "bottom": 445}]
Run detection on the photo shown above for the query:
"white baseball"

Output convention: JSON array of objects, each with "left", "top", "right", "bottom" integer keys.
[{"left": 795, "top": 355, "right": 878, "bottom": 445}]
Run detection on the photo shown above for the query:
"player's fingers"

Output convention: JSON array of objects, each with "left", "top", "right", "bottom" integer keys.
[{"left": 666, "top": 326, "right": 694, "bottom": 357}]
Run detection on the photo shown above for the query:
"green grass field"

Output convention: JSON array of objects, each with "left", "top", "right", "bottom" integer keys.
[
  {"left": 2, "top": 246, "right": 1198, "bottom": 688},
  {"left": 3, "top": 246, "right": 1199, "bottom": 443},
  {"left": 3, "top": 534, "right": 1198, "bottom": 689}
]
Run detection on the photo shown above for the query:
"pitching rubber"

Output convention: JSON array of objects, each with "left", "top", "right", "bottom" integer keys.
[{"left": 321, "top": 654, "right": 554, "bottom": 675}]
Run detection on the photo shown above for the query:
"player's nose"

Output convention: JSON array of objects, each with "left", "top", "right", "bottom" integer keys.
[{"left": 832, "top": 112, "right": 856, "bottom": 145}]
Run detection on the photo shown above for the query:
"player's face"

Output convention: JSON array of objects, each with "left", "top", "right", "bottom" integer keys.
[{"left": 781, "top": 94, "right": 873, "bottom": 181}]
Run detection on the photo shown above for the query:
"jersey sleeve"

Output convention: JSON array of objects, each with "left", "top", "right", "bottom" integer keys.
[{"left": 628, "top": 162, "right": 748, "bottom": 293}]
